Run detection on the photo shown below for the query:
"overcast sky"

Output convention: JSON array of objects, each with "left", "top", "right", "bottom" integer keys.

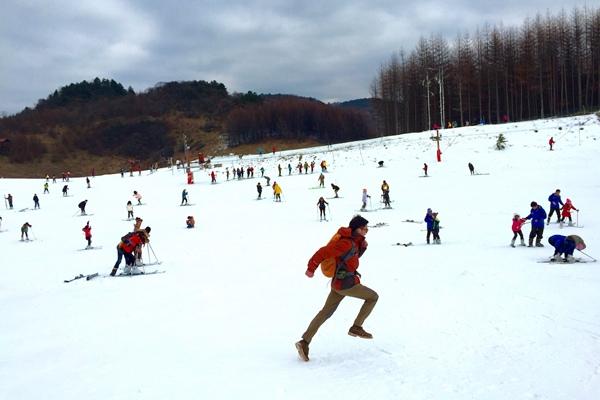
[{"left": 0, "top": 0, "right": 593, "bottom": 114}]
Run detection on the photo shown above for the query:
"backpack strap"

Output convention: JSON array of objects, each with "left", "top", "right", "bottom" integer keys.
[{"left": 334, "top": 239, "right": 357, "bottom": 280}]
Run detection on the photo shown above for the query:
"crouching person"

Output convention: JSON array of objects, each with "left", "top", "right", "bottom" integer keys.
[{"left": 548, "top": 234, "right": 586, "bottom": 263}]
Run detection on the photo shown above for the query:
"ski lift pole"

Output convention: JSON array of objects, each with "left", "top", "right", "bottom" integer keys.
[{"left": 577, "top": 249, "right": 597, "bottom": 262}]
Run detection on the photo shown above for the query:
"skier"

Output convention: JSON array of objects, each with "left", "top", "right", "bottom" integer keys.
[
  {"left": 62, "top": 185, "right": 69, "bottom": 196},
  {"left": 525, "top": 201, "right": 547, "bottom": 247},
  {"left": 126, "top": 201, "right": 134, "bottom": 219},
  {"left": 78, "top": 200, "right": 88, "bottom": 215},
  {"left": 548, "top": 234, "right": 586, "bottom": 262},
  {"left": 468, "top": 162, "right": 475, "bottom": 175},
  {"left": 181, "top": 189, "right": 189, "bottom": 205},
  {"left": 256, "top": 182, "right": 263, "bottom": 199},
  {"left": 295, "top": 215, "right": 377, "bottom": 362},
  {"left": 318, "top": 173, "right": 325, "bottom": 188},
  {"left": 43, "top": 182, "right": 49, "bottom": 194},
  {"left": 424, "top": 208, "right": 434, "bottom": 244},
  {"left": 549, "top": 136, "right": 555, "bottom": 151},
  {"left": 510, "top": 214, "right": 527, "bottom": 247},
  {"left": 264, "top": 175, "right": 271, "bottom": 187},
  {"left": 110, "top": 229, "right": 149, "bottom": 276},
  {"left": 560, "top": 198, "right": 579, "bottom": 226},
  {"left": 310, "top": 160, "right": 315, "bottom": 173},
  {"left": 331, "top": 183, "right": 340, "bottom": 198},
  {"left": 431, "top": 212, "right": 441, "bottom": 244},
  {"left": 5, "top": 194, "right": 13, "bottom": 209},
  {"left": 381, "top": 180, "right": 390, "bottom": 208},
  {"left": 320, "top": 160, "right": 327, "bottom": 172},
  {"left": 303, "top": 161, "right": 309, "bottom": 174},
  {"left": 273, "top": 182, "right": 282, "bottom": 202},
  {"left": 260, "top": 167, "right": 265, "bottom": 177},
  {"left": 317, "top": 197, "right": 329, "bottom": 221},
  {"left": 33, "top": 194, "right": 40, "bottom": 209},
  {"left": 423, "top": 163, "right": 428, "bottom": 176},
  {"left": 21, "top": 222, "right": 32, "bottom": 240},
  {"left": 360, "top": 188, "right": 370, "bottom": 211},
  {"left": 133, "top": 190, "right": 142, "bottom": 205},
  {"left": 288, "top": 163, "right": 292, "bottom": 175},
  {"left": 278, "top": 164, "right": 282, "bottom": 177},
  {"left": 297, "top": 162, "right": 303, "bottom": 174},
  {"left": 210, "top": 171, "right": 217, "bottom": 183},
  {"left": 547, "top": 189, "right": 563, "bottom": 225},
  {"left": 86, "top": 177, "right": 91, "bottom": 188},
  {"left": 186, "top": 216, "right": 195, "bottom": 228},
  {"left": 82, "top": 221, "right": 92, "bottom": 248}
]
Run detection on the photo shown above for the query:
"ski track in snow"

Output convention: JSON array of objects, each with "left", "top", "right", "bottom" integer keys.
[{"left": 1, "top": 114, "right": 600, "bottom": 399}]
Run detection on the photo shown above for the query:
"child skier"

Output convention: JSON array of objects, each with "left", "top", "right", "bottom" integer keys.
[
  {"left": 133, "top": 190, "right": 142, "bottom": 205},
  {"left": 256, "top": 182, "right": 263, "bottom": 199},
  {"left": 82, "top": 221, "right": 92, "bottom": 248},
  {"left": 272, "top": 182, "right": 282, "bottom": 202},
  {"left": 33, "top": 194, "right": 40, "bottom": 209},
  {"left": 361, "top": 189, "right": 370, "bottom": 211},
  {"left": 126, "top": 201, "right": 134, "bottom": 219},
  {"left": 432, "top": 212, "right": 441, "bottom": 244},
  {"left": 560, "top": 198, "right": 579, "bottom": 226},
  {"left": 317, "top": 197, "right": 329, "bottom": 221},
  {"left": 511, "top": 214, "right": 526, "bottom": 247},
  {"left": 548, "top": 234, "right": 585, "bottom": 262},
  {"left": 62, "top": 185, "right": 69, "bottom": 196},
  {"left": 186, "top": 216, "right": 195, "bottom": 228},
  {"left": 181, "top": 189, "right": 188, "bottom": 205}
]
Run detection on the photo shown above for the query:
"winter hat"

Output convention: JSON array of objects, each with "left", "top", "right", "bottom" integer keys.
[
  {"left": 144, "top": 226, "right": 151, "bottom": 234},
  {"left": 427, "top": 208, "right": 432, "bottom": 214},
  {"left": 566, "top": 198, "right": 571, "bottom": 203},
  {"left": 349, "top": 215, "right": 369, "bottom": 231},
  {"left": 568, "top": 235, "right": 586, "bottom": 250},
  {"left": 530, "top": 201, "right": 538, "bottom": 207}
]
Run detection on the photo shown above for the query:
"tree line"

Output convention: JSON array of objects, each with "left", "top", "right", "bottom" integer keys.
[
  {"left": 226, "top": 96, "right": 373, "bottom": 146},
  {"left": 371, "top": 6, "right": 600, "bottom": 135}
]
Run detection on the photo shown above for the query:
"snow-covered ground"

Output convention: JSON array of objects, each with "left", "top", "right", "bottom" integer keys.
[{"left": 1, "top": 114, "right": 599, "bottom": 400}]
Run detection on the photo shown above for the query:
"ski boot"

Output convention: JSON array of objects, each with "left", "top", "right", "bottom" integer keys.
[
  {"left": 348, "top": 325, "right": 373, "bottom": 339},
  {"left": 510, "top": 239, "right": 516, "bottom": 248},
  {"left": 520, "top": 239, "right": 526, "bottom": 246}
]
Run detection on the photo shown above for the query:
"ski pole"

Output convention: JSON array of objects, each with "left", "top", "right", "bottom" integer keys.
[
  {"left": 30, "top": 228, "right": 37, "bottom": 240},
  {"left": 576, "top": 210, "right": 579, "bottom": 227},
  {"left": 369, "top": 197, "right": 372, "bottom": 210},
  {"left": 327, "top": 204, "right": 332, "bottom": 219},
  {"left": 4, "top": 196, "right": 7, "bottom": 210},
  {"left": 148, "top": 243, "right": 160, "bottom": 264},
  {"left": 577, "top": 249, "right": 597, "bottom": 262}
]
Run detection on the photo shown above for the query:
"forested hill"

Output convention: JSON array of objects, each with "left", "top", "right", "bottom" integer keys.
[{"left": 0, "top": 79, "right": 373, "bottom": 177}]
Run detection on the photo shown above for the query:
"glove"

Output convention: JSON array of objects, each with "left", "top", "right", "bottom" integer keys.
[{"left": 305, "top": 269, "right": 314, "bottom": 278}]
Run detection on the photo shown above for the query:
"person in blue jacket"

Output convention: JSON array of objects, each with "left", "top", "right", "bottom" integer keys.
[
  {"left": 548, "top": 234, "right": 586, "bottom": 262},
  {"left": 424, "top": 208, "right": 434, "bottom": 244},
  {"left": 525, "top": 201, "right": 547, "bottom": 247},
  {"left": 547, "top": 189, "right": 564, "bottom": 225}
]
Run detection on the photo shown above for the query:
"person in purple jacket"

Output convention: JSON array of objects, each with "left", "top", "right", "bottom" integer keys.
[
  {"left": 424, "top": 208, "right": 434, "bottom": 244},
  {"left": 525, "top": 201, "right": 547, "bottom": 247},
  {"left": 547, "top": 189, "right": 563, "bottom": 225}
]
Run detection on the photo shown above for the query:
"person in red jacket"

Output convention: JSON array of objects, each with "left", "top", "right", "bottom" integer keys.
[
  {"left": 295, "top": 215, "right": 378, "bottom": 362},
  {"left": 510, "top": 214, "right": 526, "bottom": 247},
  {"left": 110, "top": 228, "right": 149, "bottom": 276},
  {"left": 82, "top": 221, "right": 92, "bottom": 248},
  {"left": 549, "top": 136, "right": 555, "bottom": 150},
  {"left": 560, "top": 198, "right": 579, "bottom": 226}
]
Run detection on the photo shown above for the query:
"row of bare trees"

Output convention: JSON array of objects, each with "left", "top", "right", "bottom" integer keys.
[
  {"left": 226, "top": 97, "right": 373, "bottom": 146},
  {"left": 371, "top": 6, "right": 600, "bottom": 135}
]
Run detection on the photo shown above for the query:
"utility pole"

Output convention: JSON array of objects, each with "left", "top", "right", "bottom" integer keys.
[{"left": 423, "top": 72, "right": 432, "bottom": 131}]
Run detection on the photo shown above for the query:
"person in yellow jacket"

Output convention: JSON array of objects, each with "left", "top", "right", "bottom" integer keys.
[{"left": 272, "top": 182, "right": 282, "bottom": 202}]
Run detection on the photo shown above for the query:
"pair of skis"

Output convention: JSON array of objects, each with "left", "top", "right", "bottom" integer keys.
[{"left": 64, "top": 270, "right": 165, "bottom": 283}]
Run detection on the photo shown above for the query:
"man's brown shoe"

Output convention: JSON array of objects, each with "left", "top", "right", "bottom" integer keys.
[
  {"left": 295, "top": 340, "right": 309, "bottom": 361},
  {"left": 348, "top": 325, "right": 373, "bottom": 339}
]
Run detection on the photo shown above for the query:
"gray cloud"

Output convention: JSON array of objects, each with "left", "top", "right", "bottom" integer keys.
[{"left": 0, "top": 0, "right": 592, "bottom": 114}]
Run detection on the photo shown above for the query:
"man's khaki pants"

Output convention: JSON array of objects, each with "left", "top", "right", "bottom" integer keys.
[{"left": 302, "top": 284, "right": 378, "bottom": 343}]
